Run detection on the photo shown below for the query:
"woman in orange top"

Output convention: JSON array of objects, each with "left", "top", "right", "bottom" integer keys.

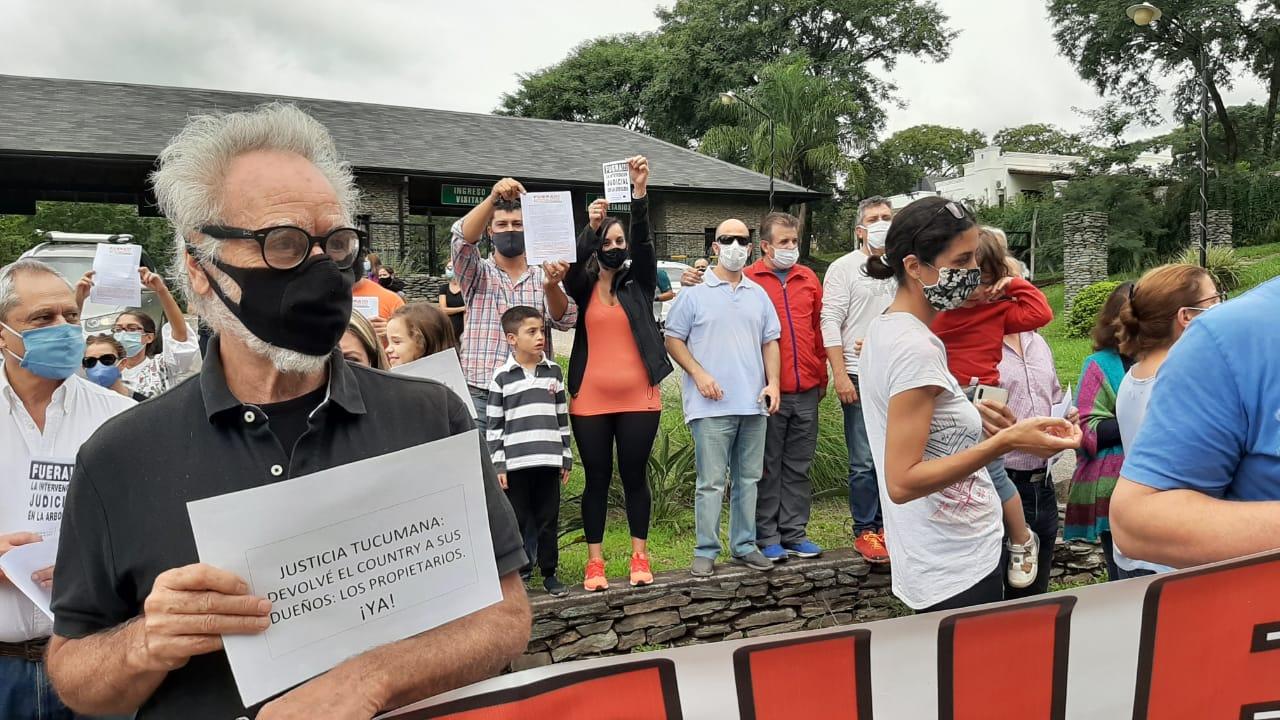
[{"left": 564, "top": 156, "right": 673, "bottom": 591}]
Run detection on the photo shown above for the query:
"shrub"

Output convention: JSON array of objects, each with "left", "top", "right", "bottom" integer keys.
[
  {"left": 1179, "top": 245, "right": 1244, "bottom": 293},
  {"left": 1067, "top": 280, "right": 1123, "bottom": 339}
]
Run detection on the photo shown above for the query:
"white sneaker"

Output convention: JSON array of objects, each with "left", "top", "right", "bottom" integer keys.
[{"left": 1006, "top": 533, "right": 1040, "bottom": 589}]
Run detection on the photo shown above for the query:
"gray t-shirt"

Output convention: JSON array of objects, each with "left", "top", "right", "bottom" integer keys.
[
  {"left": 860, "top": 312, "right": 1002, "bottom": 609},
  {"left": 1114, "top": 369, "right": 1171, "bottom": 574}
]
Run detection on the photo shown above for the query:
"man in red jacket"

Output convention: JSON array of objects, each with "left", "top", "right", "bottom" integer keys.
[{"left": 746, "top": 212, "right": 828, "bottom": 561}]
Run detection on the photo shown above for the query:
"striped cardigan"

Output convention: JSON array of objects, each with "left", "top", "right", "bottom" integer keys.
[{"left": 486, "top": 354, "right": 572, "bottom": 474}]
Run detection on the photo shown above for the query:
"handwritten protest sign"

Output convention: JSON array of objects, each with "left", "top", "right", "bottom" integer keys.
[
  {"left": 602, "top": 160, "right": 631, "bottom": 204},
  {"left": 187, "top": 431, "right": 501, "bottom": 706},
  {"left": 520, "top": 191, "right": 577, "bottom": 264},
  {"left": 89, "top": 243, "right": 142, "bottom": 306},
  {"left": 391, "top": 350, "right": 476, "bottom": 419}
]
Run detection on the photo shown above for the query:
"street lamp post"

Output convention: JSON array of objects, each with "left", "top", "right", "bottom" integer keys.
[
  {"left": 1128, "top": 2, "right": 1209, "bottom": 269},
  {"left": 720, "top": 91, "right": 776, "bottom": 211}
]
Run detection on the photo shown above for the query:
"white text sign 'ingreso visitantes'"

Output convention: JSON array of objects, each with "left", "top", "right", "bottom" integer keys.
[{"left": 187, "top": 431, "right": 501, "bottom": 706}]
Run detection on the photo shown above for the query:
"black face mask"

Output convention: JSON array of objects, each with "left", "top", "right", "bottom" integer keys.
[
  {"left": 492, "top": 231, "right": 525, "bottom": 258},
  {"left": 378, "top": 276, "right": 394, "bottom": 288},
  {"left": 203, "top": 253, "right": 353, "bottom": 357},
  {"left": 597, "top": 247, "right": 627, "bottom": 270}
]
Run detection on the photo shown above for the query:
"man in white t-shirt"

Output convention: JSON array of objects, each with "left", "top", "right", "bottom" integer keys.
[
  {"left": 820, "top": 196, "right": 897, "bottom": 564},
  {"left": 0, "top": 260, "right": 134, "bottom": 719}
]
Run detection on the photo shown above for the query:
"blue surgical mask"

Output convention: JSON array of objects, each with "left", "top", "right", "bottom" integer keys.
[
  {"left": 444, "top": 268, "right": 455, "bottom": 280},
  {"left": 0, "top": 321, "right": 86, "bottom": 380},
  {"left": 113, "top": 330, "right": 145, "bottom": 358},
  {"left": 85, "top": 362, "right": 122, "bottom": 389}
]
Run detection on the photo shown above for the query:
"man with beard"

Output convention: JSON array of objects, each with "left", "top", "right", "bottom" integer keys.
[
  {"left": 450, "top": 182, "right": 578, "bottom": 429},
  {"left": 44, "top": 103, "right": 530, "bottom": 720}
]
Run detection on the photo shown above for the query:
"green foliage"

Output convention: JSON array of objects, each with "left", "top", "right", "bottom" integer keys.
[
  {"left": 1062, "top": 175, "right": 1172, "bottom": 272},
  {"left": 992, "top": 123, "right": 1090, "bottom": 156},
  {"left": 500, "top": 0, "right": 958, "bottom": 147},
  {"left": 1067, "top": 280, "right": 1124, "bottom": 339},
  {"left": 862, "top": 124, "right": 987, "bottom": 196},
  {"left": 1, "top": 203, "right": 174, "bottom": 271},
  {"left": 632, "top": 424, "right": 698, "bottom": 529},
  {"left": 975, "top": 196, "right": 1066, "bottom": 274},
  {"left": 1179, "top": 245, "right": 1244, "bottom": 292}
]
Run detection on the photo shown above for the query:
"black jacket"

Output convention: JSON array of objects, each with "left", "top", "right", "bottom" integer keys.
[{"left": 564, "top": 195, "right": 674, "bottom": 397}]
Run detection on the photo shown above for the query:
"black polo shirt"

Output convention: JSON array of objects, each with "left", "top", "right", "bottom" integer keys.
[{"left": 51, "top": 336, "right": 525, "bottom": 719}]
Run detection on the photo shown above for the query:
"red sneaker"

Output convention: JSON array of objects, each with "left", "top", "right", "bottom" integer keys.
[
  {"left": 856, "top": 530, "right": 890, "bottom": 564},
  {"left": 583, "top": 558, "right": 609, "bottom": 592},
  {"left": 629, "top": 552, "right": 653, "bottom": 587}
]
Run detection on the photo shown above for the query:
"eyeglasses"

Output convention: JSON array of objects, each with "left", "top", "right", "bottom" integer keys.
[
  {"left": 113, "top": 324, "right": 146, "bottom": 334},
  {"left": 716, "top": 235, "right": 752, "bottom": 246},
  {"left": 83, "top": 355, "right": 118, "bottom": 369},
  {"left": 198, "top": 225, "right": 364, "bottom": 270},
  {"left": 1180, "top": 291, "right": 1228, "bottom": 317},
  {"left": 909, "top": 202, "right": 968, "bottom": 245}
]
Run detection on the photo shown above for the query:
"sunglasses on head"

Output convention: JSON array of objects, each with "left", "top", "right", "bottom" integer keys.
[
  {"left": 716, "top": 235, "right": 752, "bottom": 246},
  {"left": 909, "top": 202, "right": 969, "bottom": 245},
  {"left": 83, "top": 355, "right": 118, "bottom": 369}
]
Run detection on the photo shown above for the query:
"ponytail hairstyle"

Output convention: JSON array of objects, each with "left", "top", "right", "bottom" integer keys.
[
  {"left": 1117, "top": 263, "right": 1211, "bottom": 359},
  {"left": 864, "top": 196, "right": 975, "bottom": 282},
  {"left": 1090, "top": 281, "right": 1134, "bottom": 353}
]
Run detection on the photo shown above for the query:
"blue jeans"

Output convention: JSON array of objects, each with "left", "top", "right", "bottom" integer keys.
[
  {"left": 468, "top": 385, "right": 489, "bottom": 434},
  {"left": 0, "top": 657, "right": 76, "bottom": 720},
  {"left": 690, "top": 415, "right": 767, "bottom": 559},
  {"left": 842, "top": 376, "right": 881, "bottom": 534}
]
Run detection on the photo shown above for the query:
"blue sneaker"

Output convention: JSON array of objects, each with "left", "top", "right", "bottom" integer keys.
[
  {"left": 759, "top": 543, "right": 789, "bottom": 563},
  {"left": 783, "top": 540, "right": 823, "bottom": 559}
]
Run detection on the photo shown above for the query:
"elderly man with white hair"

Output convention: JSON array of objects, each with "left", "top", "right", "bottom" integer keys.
[
  {"left": 45, "top": 103, "right": 530, "bottom": 719},
  {"left": 0, "top": 259, "right": 134, "bottom": 720}
]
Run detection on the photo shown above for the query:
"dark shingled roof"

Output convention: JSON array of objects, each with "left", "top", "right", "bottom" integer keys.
[{"left": 0, "top": 74, "right": 818, "bottom": 198}]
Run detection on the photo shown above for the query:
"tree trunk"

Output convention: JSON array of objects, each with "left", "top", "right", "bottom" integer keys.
[
  {"left": 1203, "top": 65, "right": 1240, "bottom": 163},
  {"left": 797, "top": 201, "right": 813, "bottom": 259},
  {"left": 1267, "top": 58, "right": 1280, "bottom": 157}
]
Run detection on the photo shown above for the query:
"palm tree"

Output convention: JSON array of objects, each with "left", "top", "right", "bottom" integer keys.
[{"left": 698, "top": 55, "right": 858, "bottom": 258}]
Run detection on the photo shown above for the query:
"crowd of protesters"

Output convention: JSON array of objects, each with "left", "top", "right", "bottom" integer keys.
[{"left": 0, "top": 101, "right": 1277, "bottom": 719}]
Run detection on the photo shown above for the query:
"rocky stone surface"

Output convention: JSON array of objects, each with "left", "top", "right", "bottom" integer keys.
[
  {"left": 1063, "top": 211, "right": 1109, "bottom": 314},
  {"left": 1188, "top": 210, "right": 1233, "bottom": 249}
]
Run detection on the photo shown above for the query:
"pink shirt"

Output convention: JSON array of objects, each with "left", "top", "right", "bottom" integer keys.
[{"left": 998, "top": 331, "right": 1065, "bottom": 472}]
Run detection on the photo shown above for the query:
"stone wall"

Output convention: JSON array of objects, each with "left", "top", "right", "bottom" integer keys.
[
  {"left": 650, "top": 192, "right": 772, "bottom": 259},
  {"left": 401, "top": 273, "right": 445, "bottom": 303},
  {"left": 1188, "top": 210, "right": 1233, "bottom": 249},
  {"left": 1062, "top": 211, "right": 1109, "bottom": 314},
  {"left": 356, "top": 174, "right": 406, "bottom": 258},
  {"left": 516, "top": 538, "right": 1107, "bottom": 669}
]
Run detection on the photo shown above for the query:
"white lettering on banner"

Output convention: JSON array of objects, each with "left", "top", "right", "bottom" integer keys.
[
  {"left": 27, "top": 457, "right": 73, "bottom": 537},
  {"left": 187, "top": 431, "right": 501, "bottom": 707},
  {"left": 378, "top": 550, "right": 1280, "bottom": 720}
]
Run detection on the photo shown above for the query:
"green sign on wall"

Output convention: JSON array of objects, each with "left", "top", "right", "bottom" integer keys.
[
  {"left": 441, "top": 184, "right": 489, "bottom": 207},
  {"left": 586, "top": 193, "right": 631, "bottom": 214}
]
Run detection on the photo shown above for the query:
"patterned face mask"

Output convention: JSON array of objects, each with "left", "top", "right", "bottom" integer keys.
[{"left": 920, "top": 264, "right": 982, "bottom": 312}]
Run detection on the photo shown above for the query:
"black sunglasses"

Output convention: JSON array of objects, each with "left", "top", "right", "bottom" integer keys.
[
  {"left": 198, "top": 225, "right": 365, "bottom": 271},
  {"left": 83, "top": 355, "right": 118, "bottom": 369},
  {"left": 909, "top": 202, "right": 969, "bottom": 246},
  {"left": 716, "top": 235, "right": 752, "bottom": 246}
]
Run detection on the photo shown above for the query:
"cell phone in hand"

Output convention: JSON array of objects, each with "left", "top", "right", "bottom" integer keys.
[{"left": 972, "top": 385, "right": 1009, "bottom": 406}]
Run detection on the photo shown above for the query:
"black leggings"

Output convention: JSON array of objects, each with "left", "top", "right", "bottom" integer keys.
[
  {"left": 918, "top": 565, "right": 1005, "bottom": 614},
  {"left": 571, "top": 411, "right": 661, "bottom": 544}
]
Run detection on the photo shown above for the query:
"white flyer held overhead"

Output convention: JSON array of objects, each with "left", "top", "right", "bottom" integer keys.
[
  {"left": 602, "top": 160, "right": 632, "bottom": 204},
  {"left": 186, "top": 431, "right": 502, "bottom": 706},
  {"left": 352, "top": 296, "right": 380, "bottom": 320},
  {"left": 0, "top": 536, "right": 58, "bottom": 620},
  {"left": 89, "top": 243, "right": 143, "bottom": 307},
  {"left": 519, "top": 191, "right": 577, "bottom": 264},
  {"left": 391, "top": 349, "right": 476, "bottom": 419}
]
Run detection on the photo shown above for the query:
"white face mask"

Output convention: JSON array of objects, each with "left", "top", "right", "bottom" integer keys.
[
  {"left": 771, "top": 247, "right": 799, "bottom": 269},
  {"left": 864, "top": 220, "right": 891, "bottom": 250},
  {"left": 718, "top": 242, "right": 750, "bottom": 272}
]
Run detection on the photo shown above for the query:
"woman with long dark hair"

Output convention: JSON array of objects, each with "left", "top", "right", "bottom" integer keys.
[{"left": 564, "top": 156, "right": 673, "bottom": 591}]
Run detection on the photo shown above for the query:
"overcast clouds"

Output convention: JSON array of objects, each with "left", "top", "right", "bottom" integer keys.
[{"left": 0, "top": 0, "right": 1267, "bottom": 142}]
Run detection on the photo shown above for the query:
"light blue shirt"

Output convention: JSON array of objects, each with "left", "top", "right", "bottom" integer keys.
[
  {"left": 664, "top": 270, "right": 781, "bottom": 421},
  {"left": 1123, "top": 276, "right": 1280, "bottom": 500}
]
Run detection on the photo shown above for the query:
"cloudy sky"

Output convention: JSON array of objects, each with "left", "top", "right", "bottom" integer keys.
[{"left": 0, "top": 0, "right": 1266, "bottom": 141}]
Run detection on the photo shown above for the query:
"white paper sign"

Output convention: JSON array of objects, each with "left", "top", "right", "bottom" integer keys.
[
  {"left": 89, "top": 243, "right": 142, "bottom": 306},
  {"left": 520, "top": 191, "right": 577, "bottom": 264},
  {"left": 391, "top": 350, "right": 477, "bottom": 419},
  {"left": 602, "top": 160, "right": 632, "bottom": 204},
  {"left": 26, "top": 456, "right": 73, "bottom": 538},
  {"left": 353, "top": 296, "right": 380, "bottom": 320},
  {"left": 187, "top": 432, "right": 502, "bottom": 706},
  {"left": 0, "top": 536, "right": 57, "bottom": 619}
]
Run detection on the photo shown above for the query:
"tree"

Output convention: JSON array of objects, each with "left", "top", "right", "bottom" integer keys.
[
  {"left": 0, "top": 203, "right": 172, "bottom": 269},
  {"left": 698, "top": 57, "right": 855, "bottom": 259},
  {"left": 498, "top": 0, "right": 958, "bottom": 147},
  {"left": 991, "top": 123, "right": 1089, "bottom": 156},
  {"left": 861, "top": 124, "right": 987, "bottom": 196},
  {"left": 1243, "top": 3, "right": 1280, "bottom": 157},
  {"left": 1047, "top": 0, "right": 1246, "bottom": 162}
]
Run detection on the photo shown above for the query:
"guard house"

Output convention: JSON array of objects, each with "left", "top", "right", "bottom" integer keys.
[{"left": 0, "top": 75, "right": 822, "bottom": 271}]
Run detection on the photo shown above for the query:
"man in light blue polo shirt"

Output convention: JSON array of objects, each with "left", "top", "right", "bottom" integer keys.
[
  {"left": 665, "top": 218, "right": 782, "bottom": 578},
  {"left": 1111, "top": 276, "right": 1280, "bottom": 569}
]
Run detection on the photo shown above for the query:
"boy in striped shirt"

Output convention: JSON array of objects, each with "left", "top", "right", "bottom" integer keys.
[{"left": 487, "top": 305, "right": 573, "bottom": 596}]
